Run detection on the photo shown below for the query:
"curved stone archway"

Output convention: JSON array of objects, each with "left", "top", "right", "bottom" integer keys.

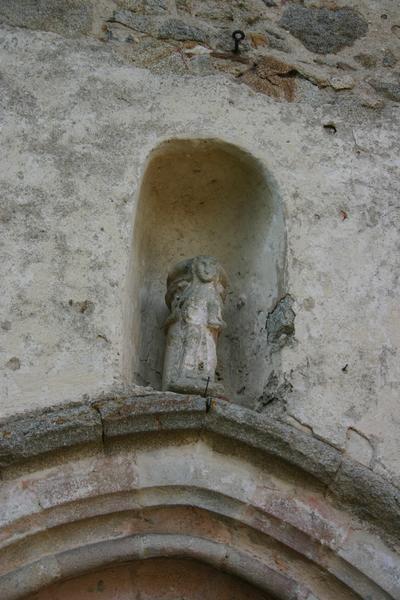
[{"left": 0, "top": 392, "right": 399, "bottom": 599}]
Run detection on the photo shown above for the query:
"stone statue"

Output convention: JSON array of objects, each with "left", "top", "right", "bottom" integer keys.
[{"left": 162, "top": 256, "right": 228, "bottom": 395}]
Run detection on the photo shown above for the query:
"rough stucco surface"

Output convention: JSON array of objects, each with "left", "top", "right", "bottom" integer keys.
[{"left": 0, "top": 0, "right": 399, "bottom": 490}]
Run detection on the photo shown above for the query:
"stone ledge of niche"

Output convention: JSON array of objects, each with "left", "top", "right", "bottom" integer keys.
[
  {"left": 0, "top": 391, "right": 399, "bottom": 539},
  {"left": 92, "top": 391, "right": 207, "bottom": 438},
  {"left": 206, "top": 399, "right": 400, "bottom": 537},
  {"left": 205, "top": 398, "right": 342, "bottom": 486},
  {"left": 0, "top": 401, "right": 102, "bottom": 468},
  {"left": 332, "top": 456, "right": 400, "bottom": 534}
]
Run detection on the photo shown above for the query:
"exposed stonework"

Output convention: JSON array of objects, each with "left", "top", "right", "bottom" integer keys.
[
  {"left": 279, "top": 5, "right": 368, "bottom": 54},
  {"left": 0, "top": 0, "right": 398, "bottom": 106},
  {"left": 5, "top": 357, "right": 21, "bottom": 371},
  {"left": 256, "top": 371, "right": 293, "bottom": 414},
  {"left": 0, "top": 0, "right": 94, "bottom": 37},
  {"left": 266, "top": 295, "right": 296, "bottom": 351},
  {"left": 239, "top": 55, "right": 297, "bottom": 101},
  {"left": 369, "top": 78, "right": 400, "bottom": 102}
]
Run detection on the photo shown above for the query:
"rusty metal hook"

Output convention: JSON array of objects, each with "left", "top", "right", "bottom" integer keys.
[{"left": 232, "top": 30, "right": 245, "bottom": 54}]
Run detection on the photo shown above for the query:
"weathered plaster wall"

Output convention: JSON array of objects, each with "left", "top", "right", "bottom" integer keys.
[{"left": 0, "top": 0, "right": 400, "bottom": 487}]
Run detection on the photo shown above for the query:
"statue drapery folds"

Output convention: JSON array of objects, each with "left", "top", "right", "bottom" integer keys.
[{"left": 162, "top": 256, "right": 228, "bottom": 395}]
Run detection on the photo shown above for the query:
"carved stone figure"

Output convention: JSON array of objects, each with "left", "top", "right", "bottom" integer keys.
[{"left": 162, "top": 256, "right": 228, "bottom": 395}]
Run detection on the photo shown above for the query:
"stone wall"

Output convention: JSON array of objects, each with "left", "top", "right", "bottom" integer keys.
[
  {"left": 1, "top": 0, "right": 399, "bottom": 106},
  {"left": 0, "top": 0, "right": 400, "bottom": 488}
]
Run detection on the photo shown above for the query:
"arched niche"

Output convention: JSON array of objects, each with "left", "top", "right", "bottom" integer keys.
[{"left": 124, "top": 139, "right": 286, "bottom": 405}]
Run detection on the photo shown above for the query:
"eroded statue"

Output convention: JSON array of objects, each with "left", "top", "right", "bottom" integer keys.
[{"left": 162, "top": 256, "right": 228, "bottom": 395}]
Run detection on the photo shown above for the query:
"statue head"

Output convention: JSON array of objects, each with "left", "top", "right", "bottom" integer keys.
[
  {"left": 193, "top": 256, "right": 219, "bottom": 283},
  {"left": 165, "top": 255, "right": 229, "bottom": 309}
]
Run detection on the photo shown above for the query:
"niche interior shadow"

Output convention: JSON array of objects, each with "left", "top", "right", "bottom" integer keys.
[{"left": 124, "top": 139, "right": 286, "bottom": 406}]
